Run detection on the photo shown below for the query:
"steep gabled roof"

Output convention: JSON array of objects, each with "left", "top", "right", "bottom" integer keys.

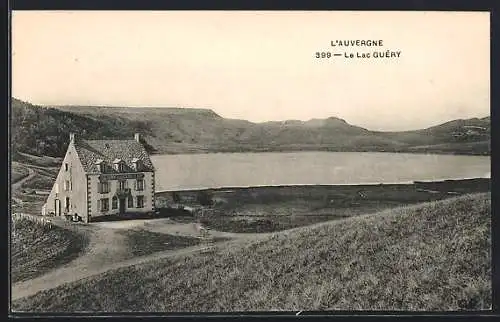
[{"left": 73, "top": 139, "right": 155, "bottom": 174}]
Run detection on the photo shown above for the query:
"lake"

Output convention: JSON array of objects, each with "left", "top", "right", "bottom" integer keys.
[{"left": 151, "top": 152, "right": 491, "bottom": 192}]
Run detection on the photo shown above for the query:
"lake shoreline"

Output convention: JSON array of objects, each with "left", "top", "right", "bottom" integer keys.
[
  {"left": 149, "top": 148, "right": 490, "bottom": 157},
  {"left": 154, "top": 177, "right": 490, "bottom": 233},
  {"left": 155, "top": 177, "right": 491, "bottom": 195}
]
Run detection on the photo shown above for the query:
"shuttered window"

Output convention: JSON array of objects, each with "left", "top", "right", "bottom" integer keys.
[
  {"left": 98, "top": 182, "right": 110, "bottom": 194},
  {"left": 135, "top": 179, "right": 144, "bottom": 191},
  {"left": 112, "top": 196, "right": 118, "bottom": 209},
  {"left": 100, "top": 198, "right": 109, "bottom": 212}
]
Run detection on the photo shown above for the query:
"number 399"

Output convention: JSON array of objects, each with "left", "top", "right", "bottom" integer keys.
[{"left": 315, "top": 52, "right": 332, "bottom": 58}]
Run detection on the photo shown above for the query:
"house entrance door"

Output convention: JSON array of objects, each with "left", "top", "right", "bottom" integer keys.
[{"left": 119, "top": 198, "right": 126, "bottom": 214}]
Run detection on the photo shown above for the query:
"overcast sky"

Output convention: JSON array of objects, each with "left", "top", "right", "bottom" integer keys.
[{"left": 12, "top": 11, "right": 489, "bottom": 131}]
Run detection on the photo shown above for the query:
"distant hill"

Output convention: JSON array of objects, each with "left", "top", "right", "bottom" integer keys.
[{"left": 10, "top": 98, "right": 490, "bottom": 158}]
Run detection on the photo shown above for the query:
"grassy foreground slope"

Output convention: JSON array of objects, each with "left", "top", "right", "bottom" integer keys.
[
  {"left": 13, "top": 193, "right": 490, "bottom": 312},
  {"left": 11, "top": 216, "right": 89, "bottom": 284}
]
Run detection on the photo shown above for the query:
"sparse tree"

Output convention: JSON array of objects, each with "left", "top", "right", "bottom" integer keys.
[
  {"left": 172, "top": 191, "right": 181, "bottom": 203},
  {"left": 197, "top": 190, "right": 214, "bottom": 206}
]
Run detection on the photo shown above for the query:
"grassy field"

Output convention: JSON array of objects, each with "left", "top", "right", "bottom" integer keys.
[
  {"left": 11, "top": 215, "right": 90, "bottom": 284},
  {"left": 11, "top": 193, "right": 47, "bottom": 215},
  {"left": 20, "top": 172, "right": 54, "bottom": 190},
  {"left": 116, "top": 229, "right": 204, "bottom": 258},
  {"left": 156, "top": 178, "right": 491, "bottom": 233},
  {"left": 12, "top": 193, "right": 491, "bottom": 312},
  {"left": 12, "top": 152, "right": 63, "bottom": 168},
  {"left": 11, "top": 162, "right": 30, "bottom": 183}
]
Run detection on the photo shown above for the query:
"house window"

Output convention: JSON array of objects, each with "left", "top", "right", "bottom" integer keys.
[
  {"left": 133, "top": 160, "right": 142, "bottom": 171},
  {"left": 98, "top": 182, "right": 110, "bottom": 194},
  {"left": 112, "top": 196, "right": 118, "bottom": 209},
  {"left": 136, "top": 179, "right": 144, "bottom": 191},
  {"left": 65, "top": 197, "right": 70, "bottom": 212},
  {"left": 119, "top": 180, "right": 127, "bottom": 190},
  {"left": 128, "top": 196, "right": 133, "bottom": 208},
  {"left": 114, "top": 162, "right": 124, "bottom": 172},
  {"left": 65, "top": 163, "right": 69, "bottom": 171},
  {"left": 64, "top": 180, "right": 71, "bottom": 191},
  {"left": 99, "top": 163, "right": 106, "bottom": 172},
  {"left": 136, "top": 195, "right": 144, "bottom": 208},
  {"left": 99, "top": 198, "right": 109, "bottom": 212}
]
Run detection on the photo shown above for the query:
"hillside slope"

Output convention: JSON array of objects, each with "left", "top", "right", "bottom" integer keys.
[
  {"left": 378, "top": 117, "right": 490, "bottom": 147},
  {"left": 12, "top": 193, "right": 491, "bottom": 312},
  {"left": 11, "top": 98, "right": 490, "bottom": 157},
  {"left": 11, "top": 215, "right": 89, "bottom": 284},
  {"left": 11, "top": 98, "right": 157, "bottom": 157}
]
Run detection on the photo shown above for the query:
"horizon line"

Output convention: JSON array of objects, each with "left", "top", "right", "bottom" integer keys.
[{"left": 11, "top": 96, "right": 490, "bottom": 132}]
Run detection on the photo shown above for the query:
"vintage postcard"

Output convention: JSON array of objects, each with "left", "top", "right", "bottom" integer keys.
[{"left": 10, "top": 10, "right": 490, "bottom": 313}]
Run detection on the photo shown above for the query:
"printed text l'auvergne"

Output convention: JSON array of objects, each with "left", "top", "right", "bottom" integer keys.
[{"left": 331, "top": 40, "right": 384, "bottom": 47}]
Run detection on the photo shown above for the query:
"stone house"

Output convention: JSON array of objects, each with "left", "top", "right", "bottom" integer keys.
[{"left": 42, "top": 133, "right": 155, "bottom": 222}]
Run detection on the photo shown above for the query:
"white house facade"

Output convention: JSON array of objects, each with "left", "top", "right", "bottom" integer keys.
[{"left": 43, "top": 133, "right": 156, "bottom": 223}]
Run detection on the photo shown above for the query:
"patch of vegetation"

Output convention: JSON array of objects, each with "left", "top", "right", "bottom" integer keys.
[
  {"left": 117, "top": 229, "right": 202, "bottom": 258},
  {"left": 31, "top": 166, "right": 59, "bottom": 178},
  {"left": 11, "top": 194, "right": 47, "bottom": 215},
  {"left": 171, "top": 191, "right": 182, "bottom": 203},
  {"left": 200, "top": 216, "right": 283, "bottom": 234},
  {"left": 11, "top": 216, "right": 90, "bottom": 283},
  {"left": 12, "top": 193, "right": 491, "bottom": 312},
  {"left": 196, "top": 190, "right": 214, "bottom": 206},
  {"left": 12, "top": 151, "right": 62, "bottom": 168},
  {"left": 11, "top": 162, "right": 29, "bottom": 183},
  {"left": 91, "top": 208, "right": 193, "bottom": 223},
  {"left": 21, "top": 173, "right": 53, "bottom": 190}
]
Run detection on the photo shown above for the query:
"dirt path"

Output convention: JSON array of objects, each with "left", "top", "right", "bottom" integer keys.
[
  {"left": 11, "top": 167, "right": 36, "bottom": 205},
  {"left": 11, "top": 227, "right": 263, "bottom": 301},
  {"left": 10, "top": 166, "right": 269, "bottom": 301},
  {"left": 11, "top": 212, "right": 343, "bottom": 301},
  {"left": 12, "top": 166, "right": 35, "bottom": 189}
]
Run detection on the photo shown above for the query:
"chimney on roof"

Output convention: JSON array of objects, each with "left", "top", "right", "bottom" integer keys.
[
  {"left": 69, "top": 133, "right": 75, "bottom": 143},
  {"left": 134, "top": 133, "right": 141, "bottom": 143}
]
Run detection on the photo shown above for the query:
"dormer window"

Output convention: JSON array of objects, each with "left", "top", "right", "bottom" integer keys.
[
  {"left": 113, "top": 159, "right": 125, "bottom": 172},
  {"left": 131, "top": 158, "right": 142, "bottom": 171},
  {"left": 95, "top": 159, "right": 106, "bottom": 173}
]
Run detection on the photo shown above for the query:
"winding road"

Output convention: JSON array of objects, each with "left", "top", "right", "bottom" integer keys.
[
  {"left": 11, "top": 166, "right": 36, "bottom": 205},
  {"left": 11, "top": 221, "right": 265, "bottom": 300}
]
